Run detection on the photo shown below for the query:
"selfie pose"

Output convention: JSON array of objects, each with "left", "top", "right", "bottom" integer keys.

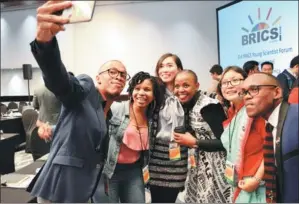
[{"left": 27, "top": 1, "right": 128, "bottom": 202}]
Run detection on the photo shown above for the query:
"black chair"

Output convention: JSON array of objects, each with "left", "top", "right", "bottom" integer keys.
[
  {"left": 7, "top": 102, "right": 18, "bottom": 110},
  {"left": 30, "top": 127, "right": 50, "bottom": 161},
  {"left": 1, "top": 104, "right": 8, "bottom": 114},
  {"left": 21, "top": 109, "right": 38, "bottom": 153},
  {"left": 18, "top": 101, "right": 28, "bottom": 113}
]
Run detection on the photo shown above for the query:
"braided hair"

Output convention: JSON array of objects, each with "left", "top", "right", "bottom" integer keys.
[{"left": 127, "top": 71, "right": 166, "bottom": 137}]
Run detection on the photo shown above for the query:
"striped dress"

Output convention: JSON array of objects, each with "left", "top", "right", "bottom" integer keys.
[
  {"left": 149, "top": 89, "right": 188, "bottom": 190},
  {"left": 149, "top": 138, "right": 188, "bottom": 189}
]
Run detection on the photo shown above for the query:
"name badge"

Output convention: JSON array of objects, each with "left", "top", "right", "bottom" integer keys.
[
  {"left": 225, "top": 160, "right": 237, "bottom": 186},
  {"left": 169, "top": 141, "right": 181, "bottom": 160},
  {"left": 143, "top": 165, "right": 150, "bottom": 184},
  {"left": 189, "top": 155, "right": 196, "bottom": 168}
]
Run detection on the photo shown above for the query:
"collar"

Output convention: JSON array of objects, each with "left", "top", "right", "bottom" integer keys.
[
  {"left": 182, "top": 91, "right": 200, "bottom": 110},
  {"left": 267, "top": 102, "right": 282, "bottom": 128},
  {"left": 287, "top": 68, "right": 297, "bottom": 78},
  {"left": 124, "top": 100, "right": 131, "bottom": 116}
]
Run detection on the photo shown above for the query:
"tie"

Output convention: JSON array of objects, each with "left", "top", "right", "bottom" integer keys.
[{"left": 263, "top": 123, "right": 276, "bottom": 203}]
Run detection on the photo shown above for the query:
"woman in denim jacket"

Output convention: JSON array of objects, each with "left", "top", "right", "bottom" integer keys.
[{"left": 102, "top": 71, "right": 165, "bottom": 203}]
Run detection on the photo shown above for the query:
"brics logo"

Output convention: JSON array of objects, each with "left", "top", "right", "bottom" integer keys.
[{"left": 242, "top": 8, "right": 282, "bottom": 46}]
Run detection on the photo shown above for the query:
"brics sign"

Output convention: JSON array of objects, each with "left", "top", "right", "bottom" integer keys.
[{"left": 241, "top": 8, "right": 282, "bottom": 46}]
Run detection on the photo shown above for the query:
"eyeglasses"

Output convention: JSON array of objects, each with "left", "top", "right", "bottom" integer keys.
[
  {"left": 238, "top": 85, "right": 277, "bottom": 97},
  {"left": 99, "top": 68, "right": 131, "bottom": 81},
  {"left": 221, "top": 78, "right": 244, "bottom": 88}
]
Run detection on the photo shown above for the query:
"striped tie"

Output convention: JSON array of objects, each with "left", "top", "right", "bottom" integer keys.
[{"left": 263, "top": 123, "right": 276, "bottom": 203}]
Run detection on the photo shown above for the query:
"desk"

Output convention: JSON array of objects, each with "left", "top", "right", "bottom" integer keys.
[
  {"left": 0, "top": 133, "right": 19, "bottom": 174},
  {"left": 0, "top": 161, "right": 44, "bottom": 203},
  {"left": 1, "top": 159, "right": 109, "bottom": 203},
  {"left": 0, "top": 117, "right": 25, "bottom": 144}
]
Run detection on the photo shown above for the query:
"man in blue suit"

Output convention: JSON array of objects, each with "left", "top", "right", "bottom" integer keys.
[
  {"left": 240, "top": 72, "right": 299, "bottom": 203},
  {"left": 28, "top": 1, "right": 130, "bottom": 202}
]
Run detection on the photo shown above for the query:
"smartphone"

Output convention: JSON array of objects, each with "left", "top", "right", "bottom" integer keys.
[
  {"left": 174, "top": 126, "right": 186, "bottom": 134},
  {"left": 53, "top": 1, "right": 96, "bottom": 24}
]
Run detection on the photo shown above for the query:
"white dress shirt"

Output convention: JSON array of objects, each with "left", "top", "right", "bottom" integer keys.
[{"left": 267, "top": 103, "right": 282, "bottom": 152}]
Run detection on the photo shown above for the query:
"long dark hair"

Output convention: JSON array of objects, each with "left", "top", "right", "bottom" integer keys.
[
  {"left": 155, "top": 53, "right": 184, "bottom": 77},
  {"left": 127, "top": 71, "right": 166, "bottom": 117}
]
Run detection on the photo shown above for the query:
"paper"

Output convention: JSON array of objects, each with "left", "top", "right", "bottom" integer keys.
[{"left": 1, "top": 174, "right": 35, "bottom": 188}]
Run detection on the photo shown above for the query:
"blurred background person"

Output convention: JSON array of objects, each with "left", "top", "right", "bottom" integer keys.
[
  {"left": 288, "top": 78, "right": 299, "bottom": 104},
  {"left": 277, "top": 55, "right": 299, "bottom": 100},
  {"left": 33, "top": 85, "right": 62, "bottom": 127},
  {"left": 208, "top": 64, "right": 223, "bottom": 93},
  {"left": 243, "top": 60, "right": 259, "bottom": 76},
  {"left": 261, "top": 61, "right": 274, "bottom": 75}
]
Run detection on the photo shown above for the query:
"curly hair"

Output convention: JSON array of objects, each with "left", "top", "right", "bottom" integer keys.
[{"left": 127, "top": 71, "right": 166, "bottom": 117}]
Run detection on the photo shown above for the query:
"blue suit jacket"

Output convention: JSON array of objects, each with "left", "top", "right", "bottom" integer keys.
[
  {"left": 276, "top": 102, "right": 299, "bottom": 202},
  {"left": 29, "top": 38, "right": 107, "bottom": 202}
]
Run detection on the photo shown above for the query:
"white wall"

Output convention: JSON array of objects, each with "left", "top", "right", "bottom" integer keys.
[{"left": 1, "top": 1, "right": 229, "bottom": 95}]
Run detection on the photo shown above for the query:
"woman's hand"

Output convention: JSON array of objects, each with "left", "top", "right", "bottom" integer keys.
[
  {"left": 238, "top": 177, "right": 260, "bottom": 192},
  {"left": 173, "top": 132, "right": 196, "bottom": 148}
]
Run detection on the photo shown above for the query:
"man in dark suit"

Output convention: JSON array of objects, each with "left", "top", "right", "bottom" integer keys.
[
  {"left": 277, "top": 55, "right": 299, "bottom": 100},
  {"left": 28, "top": 1, "right": 130, "bottom": 202},
  {"left": 240, "top": 72, "right": 299, "bottom": 203}
]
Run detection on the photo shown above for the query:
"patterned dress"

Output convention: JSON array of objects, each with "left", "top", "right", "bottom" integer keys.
[{"left": 185, "top": 94, "right": 232, "bottom": 203}]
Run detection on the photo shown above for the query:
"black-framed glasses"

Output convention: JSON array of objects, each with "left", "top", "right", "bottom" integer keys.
[
  {"left": 99, "top": 68, "right": 131, "bottom": 81},
  {"left": 238, "top": 85, "right": 277, "bottom": 97},
  {"left": 221, "top": 78, "right": 244, "bottom": 88}
]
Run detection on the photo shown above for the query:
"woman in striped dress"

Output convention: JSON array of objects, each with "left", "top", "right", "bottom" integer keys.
[{"left": 148, "top": 53, "right": 187, "bottom": 203}]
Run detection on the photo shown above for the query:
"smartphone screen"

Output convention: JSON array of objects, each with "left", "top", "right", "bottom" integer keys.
[{"left": 62, "top": 1, "right": 96, "bottom": 24}]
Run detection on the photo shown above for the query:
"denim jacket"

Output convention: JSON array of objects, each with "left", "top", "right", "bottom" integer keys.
[{"left": 103, "top": 100, "right": 152, "bottom": 179}]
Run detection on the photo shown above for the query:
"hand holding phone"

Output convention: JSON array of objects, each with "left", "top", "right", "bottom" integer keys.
[
  {"left": 36, "top": 1, "right": 72, "bottom": 43},
  {"left": 55, "top": 1, "right": 96, "bottom": 24}
]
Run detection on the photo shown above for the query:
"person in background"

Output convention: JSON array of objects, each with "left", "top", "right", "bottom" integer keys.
[
  {"left": 243, "top": 60, "right": 259, "bottom": 75},
  {"left": 208, "top": 64, "right": 223, "bottom": 93},
  {"left": 241, "top": 72, "right": 299, "bottom": 203},
  {"left": 27, "top": 1, "right": 128, "bottom": 202},
  {"left": 33, "top": 84, "right": 62, "bottom": 127},
  {"left": 148, "top": 53, "right": 186, "bottom": 203},
  {"left": 261, "top": 61, "right": 274, "bottom": 75},
  {"left": 173, "top": 70, "right": 231, "bottom": 203},
  {"left": 277, "top": 55, "right": 299, "bottom": 100},
  {"left": 102, "top": 72, "right": 165, "bottom": 203},
  {"left": 219, "top": 66, "right": 266, "bottom": 203},
  {"left": 288, "top": 78, "right": 299, "bottom": 104}
]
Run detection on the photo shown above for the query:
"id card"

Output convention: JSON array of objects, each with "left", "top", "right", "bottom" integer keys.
[
  {"left": 225, "top": 160, "right": 236, "bottom": 186},
  {"left": 143, "top": 165, "right": 150, "bottom": 184},
  {"left": 189, "top": 155, "right": 196, "bottom": 168},
  {"left": 169, "top": 142, "right": 181, "bottom": 160}
]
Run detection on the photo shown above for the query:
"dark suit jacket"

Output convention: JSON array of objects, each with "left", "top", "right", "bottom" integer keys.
[
  {"left": 277, "top": 69, "right": 296, "bottom": 100},
  {"left": 275, "top": 102, "right": 299, "bottom": 202},
  {"left": 29, "top": 37, "right": 108, "bottom": 202}
]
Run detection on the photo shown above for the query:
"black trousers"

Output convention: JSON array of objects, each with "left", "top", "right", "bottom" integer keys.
[{"left": 149, "top": 185, "right": 180, "bottom": 203}]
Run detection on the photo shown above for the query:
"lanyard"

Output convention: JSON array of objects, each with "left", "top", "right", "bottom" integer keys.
[
  {"left": 131, "top": 106, "right": 148, "bottom": 151},
  {"left": 228, "top": 111, "right": 238, "bottom": 154}
]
